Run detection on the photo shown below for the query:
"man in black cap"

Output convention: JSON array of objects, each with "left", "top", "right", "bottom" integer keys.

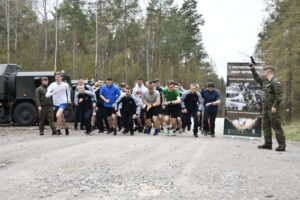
[
  {"left": 250, "top": 64, "right": 286, "bottom": 151},
  {"left": 35, "top": 77, "right": 56, "bottom": 135}
]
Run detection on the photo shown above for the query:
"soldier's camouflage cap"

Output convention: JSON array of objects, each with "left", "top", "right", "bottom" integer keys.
[{"left": 263, "top": 65, "right": 275, "bottom": 71}]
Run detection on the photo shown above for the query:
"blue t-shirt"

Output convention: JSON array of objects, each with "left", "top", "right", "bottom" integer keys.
[
  {"left": 100, "top": 84, "right": 121, "bottom": 108},
  {"left": 202, "top": 89, "right": 221, "bottom": 113}
]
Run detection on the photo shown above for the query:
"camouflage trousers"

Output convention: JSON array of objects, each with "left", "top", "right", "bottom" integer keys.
[
  {"left": 262, "top": 108, "right": 286, "bottom": 147},
  {"left": 39, "top": 106, "right": 56, "bottom": 132}
]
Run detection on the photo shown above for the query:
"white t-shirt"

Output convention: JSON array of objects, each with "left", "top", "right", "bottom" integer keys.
[
  {"left": 46, "top": 82, "right": 71, "bottom": 106},
  {"left": 133, "top": 85, "right": 147, "bottom": 104}
]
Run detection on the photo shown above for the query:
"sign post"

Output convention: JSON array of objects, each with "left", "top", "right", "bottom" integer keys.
[{"left": 224, "top": 62, "right": 263, "bottom": 138}]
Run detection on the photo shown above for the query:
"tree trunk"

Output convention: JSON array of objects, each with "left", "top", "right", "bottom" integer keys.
[
  {"left": 5, "top": 0, "right": 10, "bottom": 63},
  {"left": 146, "top": 28, "right": 150, "bottom": 81},
  {"left": 72, "top": 31, "right": 77, "bottom": 79},
  {"left": 94, "top": 0, "right": 99, "bottom": 79},
  {"left": 43, "top": 0, "right": 48, "bottom": 69},
  {"left": 14, "top": 0, "right": 18, "bottom": 52},
  {"left": 54, "top": 0, "right": 58, "bottom": 71},
  {"left": 124, "top": 0, "right": 128, "bottom": 82},
  {"left": 285, "top": 51, "right": 292, "bottom": 122}
]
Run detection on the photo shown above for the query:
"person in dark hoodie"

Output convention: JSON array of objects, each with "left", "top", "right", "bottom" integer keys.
[
  {"left": 114, "top": 86, "right": 141, "bottom": 136},
  {"left": 74, "top": 85, "right": 96, "bottom": 134},
  {"left": 181, "top": 83, "right": 204, "bottom": 138},
  {"left": 201, "top": 82, "right": 221, "bottom": 137},
  {"left": 74, "top": 79, "right": 94, "bottom": 130}
]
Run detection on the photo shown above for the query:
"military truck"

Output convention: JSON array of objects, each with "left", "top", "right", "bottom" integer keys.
[{"left": 0, "top": 63, "right": 73, "bottom": 126}]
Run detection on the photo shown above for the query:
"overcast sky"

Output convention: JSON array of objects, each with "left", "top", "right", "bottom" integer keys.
[
  {"left": 194, "top": 0, "right": 266, "bottom": 79},
  {"left": 141, "top": 0, "right": 266, "bottom": 78},
  {"left": 49, "top": 0, "right": 266, "bottom": 79}
]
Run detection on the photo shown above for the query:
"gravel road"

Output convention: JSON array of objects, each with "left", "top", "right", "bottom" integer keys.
[{"left": 0, "top": 119, "right": 299, "bottom": 200}]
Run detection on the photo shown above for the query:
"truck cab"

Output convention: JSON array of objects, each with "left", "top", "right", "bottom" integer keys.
[{"left": 0, "top": 64, "right": 73, "bottom": 125}]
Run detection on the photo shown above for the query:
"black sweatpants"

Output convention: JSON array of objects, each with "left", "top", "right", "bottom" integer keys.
[
  {"left": 203, "top": 110, "right": 217, "bottom": 135},
  {"left": 80, "top": 108, "right": 93, "bottom": 132},
  {"left": 121, "top": 110, "right": 134, "bottom": 131},
  {"left": 183, "top": 109, "right": 199, "bottom": 134}
]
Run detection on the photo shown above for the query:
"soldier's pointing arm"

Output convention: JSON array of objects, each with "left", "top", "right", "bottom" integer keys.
[{"left": 250, "top": 67, "right": 263, "bottom": 87}]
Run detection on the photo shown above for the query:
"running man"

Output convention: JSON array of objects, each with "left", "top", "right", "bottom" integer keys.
[
  {"left": 162, "top": 80, "right": 181, "bottom": 135},
  {"left": 114, "top": 86, "right": 141, "bottom": 135},
  {"left": 202, "top": 82, "right": 221, "bottom": 137},
  {"left": 181, "top": 83, "right": 204, "bottom": 138},
  {"left": 132, "top": 78, "right": 147, "bottom": 132},
  {"left": 100, "top": 77, "right": 121, "bottom": 135},
  {"left": 142, "top": 81, "right": 161, "bottom": 136},
  {"left": 46, "top": 72, "right": 71, "bottom": 135}
]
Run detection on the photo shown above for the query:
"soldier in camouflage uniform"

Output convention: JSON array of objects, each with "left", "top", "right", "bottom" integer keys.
[
  {"left": 250, "top": 64, "right": 286, "bottom": 151},
  {"left": 35, "top": 77, "right": 56, "bottom": 135}
]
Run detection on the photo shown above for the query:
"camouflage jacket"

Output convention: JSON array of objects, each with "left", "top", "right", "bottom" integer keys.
[
  {"left": 251, "top": 68, "right": 283, "bottom": 109},
  {"left": 35, "top": 85, "right": 53, "bottom": 107}
]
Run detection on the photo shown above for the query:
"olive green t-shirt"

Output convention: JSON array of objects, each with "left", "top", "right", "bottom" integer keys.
[{"left": 163, "top": 88, "right": 180, "bottom": 102}]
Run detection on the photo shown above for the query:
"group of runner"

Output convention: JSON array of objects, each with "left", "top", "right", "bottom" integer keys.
[{"left": 38, "top": 72, "right": 221, "bottom": 138}]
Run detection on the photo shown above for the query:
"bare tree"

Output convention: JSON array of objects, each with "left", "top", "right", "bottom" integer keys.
[
  {"left": 54, "top": 0, "right": 58, "bottom": 71},
  {"left": 43, "top": 0, "right": 48, "bottom": 69},
  {"left": 124, "top": 0, "right": 128, "bottom": 82},
  {"left": 94, "top": 0, "right": 99, "bottom": 79},
  {"left": 13, "top": 0, "right": 18, "bottom": 52},
  {"left": 5, "top": 0, "right": 10, "bottom": 63}
]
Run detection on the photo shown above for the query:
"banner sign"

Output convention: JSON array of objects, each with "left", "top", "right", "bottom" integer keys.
[{"left": 224, "top": 62, "right": 263, "bottom": 137}]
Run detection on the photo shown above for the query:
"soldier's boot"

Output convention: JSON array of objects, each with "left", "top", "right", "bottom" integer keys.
[
  {"left": 257, "top": 143, "right": 272, "bottom": 150},
  {"left": 39, "top": 130, "right": 44, "bottom": 136},
  {"left": 52, "top": 129, "right": 56, "bottom": 135},
  {"left": 275, "top": 146, "right": 286, "bottom": 152}
]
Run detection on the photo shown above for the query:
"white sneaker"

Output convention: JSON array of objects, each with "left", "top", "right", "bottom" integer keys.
[
  {"left": 164, "top": 128, "right": 170, "bottom": 135},
  {"left": 169, "top": 130, "right": 176, "bottom": 136}
]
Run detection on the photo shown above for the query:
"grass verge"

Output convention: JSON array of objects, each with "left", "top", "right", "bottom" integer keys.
[{"left": 283, "top": 121, "right": 300, "bottom": 142}]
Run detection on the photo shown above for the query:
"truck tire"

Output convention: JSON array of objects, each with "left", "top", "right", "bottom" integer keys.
[
  {"left": 8, "top": 72, "right": 17, "bottom": 96},
  {"left": 13, "top": 102, "right": 37, "bottom": 126}
]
